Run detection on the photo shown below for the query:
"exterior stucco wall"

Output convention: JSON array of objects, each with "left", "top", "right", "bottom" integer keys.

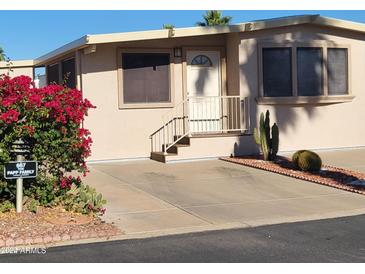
[
  {"left": 226, "top": 33, "right": 240, "bottom": 96},
  {"left": 81, "top": 35, "right": 227, "bottom": 161},
  {"left": 0, "top": 66, "right": 33, "bottom": 78},
  {"left": 74, "top": 24, "right": 365, "bottom": 162},
  {"left": 238, "top": 25, "right": 365, "bottom": 152}
]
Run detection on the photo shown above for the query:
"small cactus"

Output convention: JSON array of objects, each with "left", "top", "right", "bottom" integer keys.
[
  {"left": 271, "top": 123, "right": 279, "bottom": 159},
  {"left": 292, "top": 150, "right": 306, "bottom": 169},
  {"left": 253, "top": 110, "right": 280, "bottom": 161},
  {"left": 63, "top": 183, "right": 107, "bottom": 216},
  {"left": 294, "top": 150, "right": 322, "bottom": 172}
]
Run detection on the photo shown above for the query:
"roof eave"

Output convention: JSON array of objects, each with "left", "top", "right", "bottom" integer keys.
[
  {"left": 86, "top": 24, "right": 247, "bottom": 44},
  {"left": 31, "top": 15, "right": 320, "bottom": 65},
  {"left": 33, "top": 25, "right": 248, "bottom": 65},
  {"left": 31, "top": 15, "right": 365, "bottom": 66},
  {"left": 311, "top": 15, "right": 365, "bottom": 33},
  {"left": 247, "top": 14, "right": 317, "bottom": 31},
  {"left": 33, "top": 35, "right": 89, "bottom": 66}
]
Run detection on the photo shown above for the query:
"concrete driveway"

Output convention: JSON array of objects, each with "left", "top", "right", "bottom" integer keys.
[{"left": 85, "top": 149, "right": 365, "bottom": 237}]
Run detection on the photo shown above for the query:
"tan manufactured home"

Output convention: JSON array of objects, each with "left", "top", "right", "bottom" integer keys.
[{"left": 1, "top": 14, "right": 365, "bottom": 163}]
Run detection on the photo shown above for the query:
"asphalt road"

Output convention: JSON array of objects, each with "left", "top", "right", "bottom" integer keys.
[{"left": 1, "top": 214, "right": 365, "bottom": 263}]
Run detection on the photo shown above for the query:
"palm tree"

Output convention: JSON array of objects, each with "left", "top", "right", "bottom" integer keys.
[
  {"left": 0, "top": 47, "right": 6, "bottom": 61},
  {"left": 196, "top": 10, "right": 232, "bottom": 27},
  {"left": 162, "top": 24, "right": 175, "bottom": 30}
]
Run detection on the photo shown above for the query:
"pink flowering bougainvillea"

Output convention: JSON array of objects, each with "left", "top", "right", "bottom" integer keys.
[
  {"left": 0, "top": 74, "right": 95, "bottom": 196},
  {"left": 60, "top": 176, "right": 82, "bottom": 189}
]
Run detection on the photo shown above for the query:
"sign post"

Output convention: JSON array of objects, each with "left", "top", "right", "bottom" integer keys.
[
  {"left": 4, "top": 139, "right": 37, "bottom": 213},
  {"left": 16, "top": 154, "right": 24, "bottom": 213}
]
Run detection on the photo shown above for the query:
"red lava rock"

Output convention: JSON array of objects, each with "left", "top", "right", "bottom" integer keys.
[
  {"left": 14, "top": 238, "right": 24, "bottom": 246},
  {"left": 70, "top": 233, "right": 80, "bottom": 240},
  {"left": 108, "top": 230, "right": 119, "bottom": 237},
  {"left": 61, "top": 234, "right": 71, "bottom": 242},
  {"left": 79, "top": 232, "right": 89, "bottom": 239},
  {"left": 33, "top": 237, "right": 43, "bottom": 244},
  {"left": 88, "top": 231, "right": 98, "bottom": 238},
  {"left": 43, "top": 236, "right": 53, "bottom": 243},
  {"left": 97, "top": 231, "right": 107, "bottom": 238},
  {"left": 46, "top": 215, "right": 93, "bottom": 225},
  {"left": 5, "top": 238, "right": 14, "bottom": 247},
  {"left": 52, "top": 235, "right": 61, "bottom": 242},
  {"left": 0, "top": 207, "right": 121, "bottom": 247},
  {"left": 222, "top": 156, "right": 365, "bottom": 196},
  {"left": 24, "top": 238, "right": 33, "bottom": 245}
]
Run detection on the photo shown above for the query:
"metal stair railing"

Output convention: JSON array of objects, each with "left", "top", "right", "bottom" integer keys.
[{"left": 150, "top": 96, "right": 250, "bottom": 155}]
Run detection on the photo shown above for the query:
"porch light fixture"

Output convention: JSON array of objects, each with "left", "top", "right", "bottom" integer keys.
[{"left": 174, "top": 47, "right": 182, "bottom": 57}]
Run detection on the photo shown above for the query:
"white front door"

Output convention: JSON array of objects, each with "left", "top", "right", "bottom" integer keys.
[{"left": 186, "top": 50, "right": 222, "bottom": 133}]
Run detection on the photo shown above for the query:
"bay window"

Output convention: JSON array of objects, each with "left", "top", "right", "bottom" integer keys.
[
  {"left": 258, "top": 42, "right": 352, "bottom": 104},
  {"left": 262, "top": 48, "right": 292, "bottom": 97},
  {"left": 327, "top": 48, "right": 348, "bottom": 95},
  {"left": 297, "top": 47, "right": 323, "bottom": 96}
]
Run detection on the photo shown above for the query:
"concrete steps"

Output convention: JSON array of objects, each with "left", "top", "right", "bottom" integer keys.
[
  {"left": 151, "top": 136, "right": 191, "bottom": 163},
  {"left": 150, "top": 133, "right": 257, "bottom": 163}
]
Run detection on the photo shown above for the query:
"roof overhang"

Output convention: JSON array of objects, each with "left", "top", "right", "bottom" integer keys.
[
  {"left": 34, "top": 36, "right": 89, "bottom": 66},
  {"left": 27, "top": 14, "right": 365, "bottom": 66}
]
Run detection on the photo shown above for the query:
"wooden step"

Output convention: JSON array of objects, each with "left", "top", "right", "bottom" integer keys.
[
  {"left": 166, "top": 143, "right": 190, "bottom": 154},
  {"left": 150, "top": 152, "right": 177, "bottom": 163},
  {"left": 174, "top": 136, "right": 190, "bottom": 145}
]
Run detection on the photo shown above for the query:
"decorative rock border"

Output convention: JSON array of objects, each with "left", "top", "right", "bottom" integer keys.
[
  {"left": 0, "top": 229, "right": 121, "bottom": 248},
  {"left": 221, "top": 156, "right": 365, "bottom": 195},
  {"left": 0, "top": 209, "right": 122, "bottom": 248}
]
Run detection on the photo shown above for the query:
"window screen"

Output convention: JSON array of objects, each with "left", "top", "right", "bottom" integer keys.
[
  {"left": 262, "top": 48, "right": 292, "bottom": 97},
  {"left": 327, "top": 48, "right": 348, "bottom": 95},
  {"left": 297, "top": 48, "right": 323, "bottom": 96},
  {"left": 122, "top": 53, "right": 170, "bottom": 104},
  {"left": 47, "top": 63, "right": 59, "bottom": 85},
  {"left": 61, "top": 58, "right": 76, "bottom": 89}
]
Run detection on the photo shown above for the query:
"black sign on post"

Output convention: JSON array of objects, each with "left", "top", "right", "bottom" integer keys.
[{"left": 4, "top": 161, "right": 38, "bottom": 179}]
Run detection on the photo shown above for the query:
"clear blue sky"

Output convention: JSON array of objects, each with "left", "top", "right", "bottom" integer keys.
[{"left": 2, "top": 10, "right": 365, "bottom": 60}]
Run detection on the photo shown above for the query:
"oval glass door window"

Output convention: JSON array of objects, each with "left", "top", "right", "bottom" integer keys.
[{"left": 190, "top": 55, "right": 213, "bottom": 67}]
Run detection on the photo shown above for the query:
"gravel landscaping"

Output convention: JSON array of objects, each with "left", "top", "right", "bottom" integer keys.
[
  {"left": 221, "top": 155, "right": 365, "bottom": 195},
  {"left": 0, "top": 207, "right": 122, "bottom": 247}
]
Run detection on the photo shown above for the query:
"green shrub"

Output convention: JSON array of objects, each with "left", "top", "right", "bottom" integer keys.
[
  {"left": 23, "top": 175, "right": 58, "bottom": 206},
  {"left": 0, "top": 200, "right": 14, "bottom": 213},
  {"left": 0, "top": 179, "right": 15, "bottom": 201},
  {"left": 24, "top": 197, "right": 40, "bottom": 213},
  {"left": 295, "top": 150, "right": 322, "bottom": 172}
]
